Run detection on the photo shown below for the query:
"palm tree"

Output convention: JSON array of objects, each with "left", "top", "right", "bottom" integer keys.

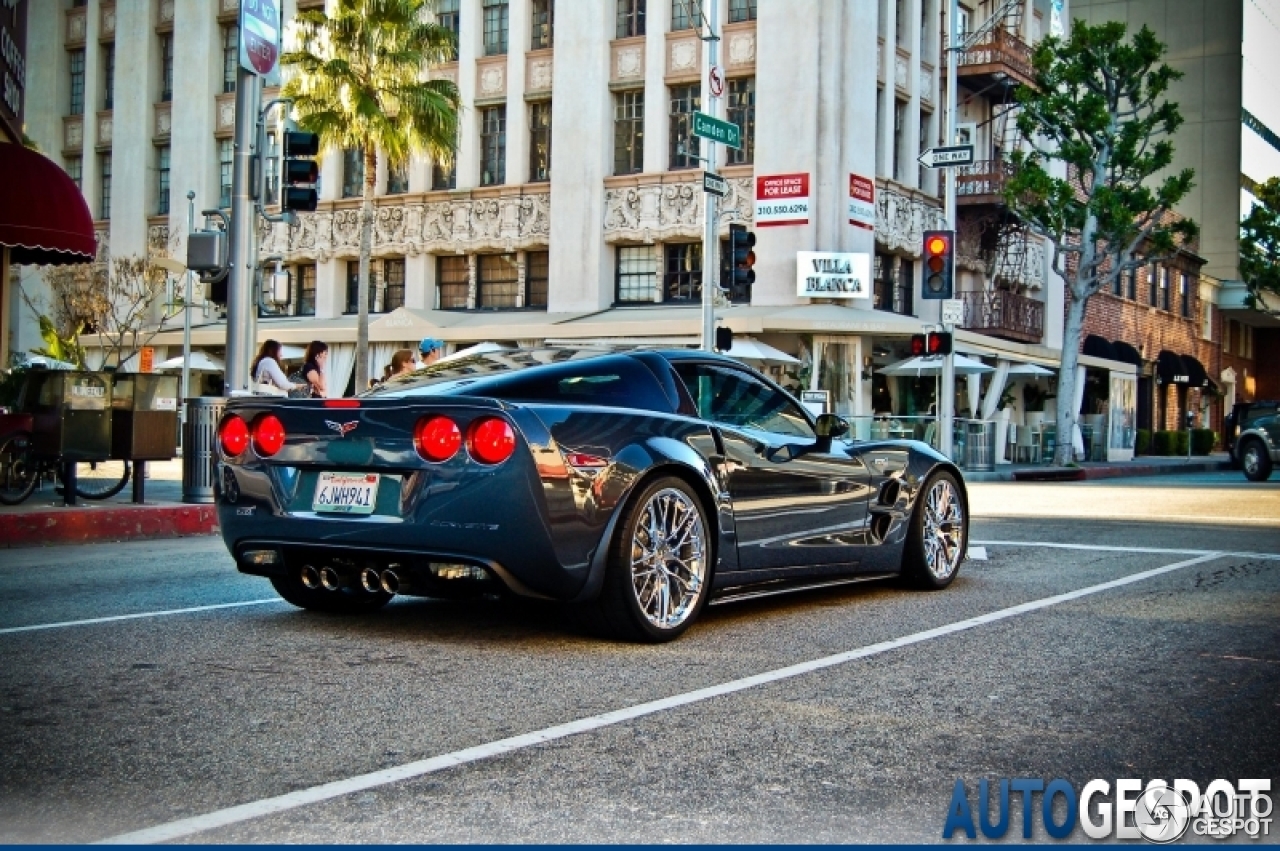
[{"left": 282, "top": 0, "right": 460, "bottom": 390}]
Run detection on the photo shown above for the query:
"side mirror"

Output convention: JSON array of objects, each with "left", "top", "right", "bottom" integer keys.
[{"left": 815, "top": 413, "right": 850, "bottom": 438}]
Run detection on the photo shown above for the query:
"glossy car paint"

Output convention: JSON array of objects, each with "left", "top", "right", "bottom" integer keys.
[{"left": 216, "top": 350, "right": 963, "bottom": 604}]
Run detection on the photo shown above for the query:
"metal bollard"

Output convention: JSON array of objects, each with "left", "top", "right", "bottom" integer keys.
[{"left": 182, "top": 397, "right": 226, "bottom": 504}]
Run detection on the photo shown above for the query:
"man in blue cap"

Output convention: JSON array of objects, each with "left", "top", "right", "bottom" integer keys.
[{"left": 419, "top": 337, "right": 444, "bottom": 366}]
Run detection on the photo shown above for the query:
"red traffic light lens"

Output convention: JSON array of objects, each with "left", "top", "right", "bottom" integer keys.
[{"left": 927, "top": 235, "right": 948, "bottom": 255}]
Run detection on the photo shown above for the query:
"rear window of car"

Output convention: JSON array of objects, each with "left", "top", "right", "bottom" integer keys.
[{"left": 1244, "top": 405, "right": 1278, "bottom": 428}]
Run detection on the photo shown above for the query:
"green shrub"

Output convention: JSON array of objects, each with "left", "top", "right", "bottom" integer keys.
[
  {"left": 1135, "top": 429, "right": 1150, "bottom": 455},
  {"left": 1190, "top": 428, "right": 1216, "bottom": 456},
  {"left": 1173, "top": 430, "right": 1189, "bottom": 456},
  {"left": 1151, "top": 430, "right": 1176, "bottom": 455}
]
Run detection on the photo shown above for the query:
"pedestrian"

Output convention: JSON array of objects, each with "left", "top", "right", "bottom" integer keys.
[
  {"left": 251, "top": 339, "right": 306, "bottom": 396},
  {"left": 301, "top": 340, "right": 328, "bottom": 398},
  {"left": 419, "top": 337, "right": 444, "bottom": 366},
  {"left": 387, "top": 348, "right": 417, "bottom": 380}
]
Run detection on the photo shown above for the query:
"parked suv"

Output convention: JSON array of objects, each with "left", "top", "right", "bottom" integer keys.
[{"left": 1225, "top": 400, "right": 1280, "bottom": 481}]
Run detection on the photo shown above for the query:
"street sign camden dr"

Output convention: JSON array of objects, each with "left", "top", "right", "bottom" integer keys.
[{"left": 692, "top": 112, "right": 742, "bottom": 150}]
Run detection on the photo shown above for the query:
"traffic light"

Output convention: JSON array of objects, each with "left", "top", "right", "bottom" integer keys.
[
  {"left": 921, "top": 229, "right": 955, "bottom": 299},
  {"left": 909, "top": 332, "right": 953, "bottom": 356},
  {"left": 728, "top": 223, "right": 756, "bottom": 298},
  {"left": 281, "top": 130, "right": 320, "bottom": 213},
  {"left": 715, "top": 326, "right": 734, "bottom": 353}
]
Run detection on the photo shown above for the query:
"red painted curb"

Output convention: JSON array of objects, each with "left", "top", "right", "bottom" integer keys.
[{"left": 0, "top": 505, "right": 219, "bottom": 548}]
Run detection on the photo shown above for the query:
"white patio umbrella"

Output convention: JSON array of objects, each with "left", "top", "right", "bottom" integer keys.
[
  {"left": 19, "top": 355, "right": 77, "bottom": 370},
  {"left": 1005, "top": 362, "right": 1054, "bottom": 377},
  {"left": 724, "top": 338, "right": 801, "bottom": 364},
  {"left": 436, "top": 341, "right": 511, "bottom": 364},
  {"left": 879, "top": 354, "right": 994, "bottom": 376},
  {"left": 156, "top": 352, "right": 226, "bottom": 372}
]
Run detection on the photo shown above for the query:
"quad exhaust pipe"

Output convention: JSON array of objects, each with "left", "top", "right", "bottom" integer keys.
[
  {"left": 300, "top": 564, "right": 322, "bottom": 590},
  {"left": 357, "top": 566, "right": 408, "bottom": 595}
]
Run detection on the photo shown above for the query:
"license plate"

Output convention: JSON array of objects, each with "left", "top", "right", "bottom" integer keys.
[{"left": 313, "top": 472, "right": 380, "bottom": 515}]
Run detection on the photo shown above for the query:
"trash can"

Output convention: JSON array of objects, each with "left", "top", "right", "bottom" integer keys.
[
  {"left": 111, "top": 374, "right": 180, "bottom": 460},
  {"left": 965, "top": 421, "right": 995, "bottom": 472},
  {"left": 25, "top": 371, "right": 113, "bottom": 461},
  {"left": 183, "top": 397, "right": 226, "bottom": 504}
]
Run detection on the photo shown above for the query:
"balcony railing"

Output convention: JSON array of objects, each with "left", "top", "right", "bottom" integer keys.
[
  {"left": 959, "top": 289, "right": 1044, "bottom": 344},
  {"left": 956, "top": 159, "right": 1016, "bottom": 203},
  {"left": 951, "top": 27, "right": 1034, "bottom": 88}
]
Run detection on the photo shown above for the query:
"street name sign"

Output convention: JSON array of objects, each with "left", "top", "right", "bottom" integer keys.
[
  {"left": 240, "top": 0, "right": 281, "bottom": 77},
  {"left": 703, "top": 171, "right": 728, "bottom": 198},
  {"left": 917, "top": 144, "right": 975, "bottom": 169},
  {"left": 692, "top": 111, "right": 741, "bottom": 150},
  {"left": 941, "top": 298, "right": 965, "bottom": 326}
]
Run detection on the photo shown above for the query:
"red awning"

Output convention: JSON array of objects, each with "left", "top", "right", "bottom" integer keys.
[{"left": 0, "top": 142, "right": 97, "bottom": 266}]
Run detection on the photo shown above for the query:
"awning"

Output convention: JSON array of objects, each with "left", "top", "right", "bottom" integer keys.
[
  {"left": 1082, "top": 334, "right": 1116, "bottom": 360},
  {"left": 1155, "top": 349, "right": 1208, "bottom": 386},
  {"left": 1110, "top": 340, "right": 1143, "bottom": 367},
  {"left": 1180, "top": 354, "right": 1208, "bottom": 387},
  {"left": 0, "top": 142, "right": 97, "bottom": 265}
]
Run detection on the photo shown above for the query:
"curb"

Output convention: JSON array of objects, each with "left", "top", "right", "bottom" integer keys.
[
  {"left": 0, "top": 504, "right": 219, "bottom": 548},
  {"left": 1006, "top": 458, "right": 1230, "bottom": 483}
]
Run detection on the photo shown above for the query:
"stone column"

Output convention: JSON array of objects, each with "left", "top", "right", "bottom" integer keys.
[
  {"left": 642, "top": 0, "right": 670, "bottom": 172},
  {"left": 877, "top": 0, "right": 897, "bottom": 184},
  {"left": 316, "top": 259, "right": 343, "bottom": 319},
  {"left": 504, "top": 0, "right": 530, "bottom": 184},
  {"left": 904, "top": 0, "right": 923, "bottom": 191},
  {"left": 81, "top": 0, "right": 102, "bottom": 221},
  {"left": 169, "top": 0, "right": 220, "bottom": 257},
  {"left": 405, "top": 252, "right": 433, "bottom": 309},
  {"left": 455, "top": 0, "right": 481, "bottom": 189},
  {"left": 547, "top": 0, "right": 612, "bottom": 311}
]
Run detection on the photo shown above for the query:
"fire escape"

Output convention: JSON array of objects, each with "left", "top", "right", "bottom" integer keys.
[{"left": 946, "top": 0, "right": 1045, "bottom": 344}]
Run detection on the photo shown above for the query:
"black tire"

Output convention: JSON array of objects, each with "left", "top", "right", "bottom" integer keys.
[
  {"left": 1240, "top": 439, "right": 1273, "bottom": 482},
  {"left": 270, "top": 572, "right": 393, "bottom": 615},
  {"left": 57, "top": 459, "right": 131, "bottom": 500},
  {"left": 901, "top": 470, "right": 967, "bottom": 590},
  {"left": 0, "top": 434, "right": 39, "bottom": 506},
  {"left": 586, "top": 476, "right": 712, "bottom": 643}
]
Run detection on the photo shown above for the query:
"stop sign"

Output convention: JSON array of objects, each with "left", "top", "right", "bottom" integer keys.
[{"left": 239, "top": 0, "right": 280, "bottom": 77}]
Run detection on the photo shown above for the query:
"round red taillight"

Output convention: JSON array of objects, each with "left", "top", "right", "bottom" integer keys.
[
  {"left": 414, "top": 415, "right": 461, "bottom": 462},
  {"left": 252, "top": 414, "right": 286, "bottom": 457},
  {"left": 467, "top": 417, "right": 516, "bottom": 465},
  {"left": 219, "top": 415, "right": 250, "bottom": 457}
]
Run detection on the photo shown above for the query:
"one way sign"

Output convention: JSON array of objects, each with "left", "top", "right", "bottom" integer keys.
[{"left": 917, "top": 144, "right": 975, "bottom": 169}]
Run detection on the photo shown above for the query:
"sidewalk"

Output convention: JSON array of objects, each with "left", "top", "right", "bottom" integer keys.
[
  {"left": 0, "top": 453, "right": 1235, "bottom": 549},
  {"left": 0, "top": 458, "right": 217, "bottom": 549}
]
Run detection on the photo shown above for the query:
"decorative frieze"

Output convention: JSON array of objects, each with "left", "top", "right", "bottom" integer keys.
[
  {"left": 874, "top": 180, "right": 947, "bottom": 256},
  {"left": 258, "top": 190, "right": 554, "bottom": 262},
  {"left": 724, "top": 24, "right": 756, "bottom": 69},
  {"left": 63, "top": 116, "right": 83, "bottom": 153},
  {"left": 99, "top": 3, "right": 116, "bottom": 41},
  {"left": 158, "top": 0, "right": 174, "bottom": 27},
  {"left": 96, "top": 112, "right": 113, "bottom": 149},
  {"left": 895, "top": 49, "right": 909, "bottom": 93},
  {"left": 66, "top": 7, "right": 87, "bottom": 45},
  {"left": 666, "top": 34, "right": 700, "bottom": 79},
  {"left": 154, "top": 102, "right": 171, "bottom": 139},
  {"left": 218, "top": 0, "right": 239, "bottom": 17},
  {"left": 526, "top": 52, "right": 553, "bottom": 95},
  {"left": 147, "top": 223, "right": 170, "bottom": 258},
  {"left": 429, "top": 63, "right": 458, "bottom": 86},
  {"left": 94, "top": 228, "right": 110, "bottom": 261},
  {"left": 603, "top": 177, "right": 753, "bottom": 244},
  {"left": 920, "top": 62, "right": 934, "bottom": 104},
  {"left": 215, "top": 93, "right": 236, "bottom": 136},
  {"left": 476, "top": 56, "right": 506, "bottom": 100},
  {"left": 611, "top": 38, "right": 644, "bottom": 83}
]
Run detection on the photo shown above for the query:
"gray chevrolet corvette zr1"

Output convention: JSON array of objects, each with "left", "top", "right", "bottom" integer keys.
[{"left": 216, "top": 347, "right": 968, "bottom": 642}]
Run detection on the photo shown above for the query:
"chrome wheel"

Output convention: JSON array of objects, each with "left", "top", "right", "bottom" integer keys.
[
  {"left": 921, "top": 476, "right": 965, "bottom": 581},
  {"left": 1243, "top": 446, "right": 1260, "bottom": 476},
  {"left": 629, "top": 487, "right": 708, "bottom": 631}
]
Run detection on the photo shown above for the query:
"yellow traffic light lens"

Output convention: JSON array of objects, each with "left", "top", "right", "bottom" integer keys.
[{"left": 927, "top": 236, "right": 948, "bottom": 255}]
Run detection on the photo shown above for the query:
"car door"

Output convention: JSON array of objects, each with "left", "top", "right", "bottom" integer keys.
[{"left": 673, "top": 362, "right": 874, "bottom": 577}]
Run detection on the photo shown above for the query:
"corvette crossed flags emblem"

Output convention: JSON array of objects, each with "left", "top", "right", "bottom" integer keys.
[{"left": 325, "top": 420, "right": 359, "bottom": 437}]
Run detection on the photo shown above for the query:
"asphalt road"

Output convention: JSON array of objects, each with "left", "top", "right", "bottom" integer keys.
[{"left": 0, "top": 471, "right": 1276, "bottom": 844}]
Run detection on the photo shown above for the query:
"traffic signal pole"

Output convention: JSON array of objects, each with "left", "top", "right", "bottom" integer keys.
[
  {"left": 225, "top": 65, "right": 263, "bottom": 395},
  {"left": 939, "top": 0, "right": 960, "bottom": 458},
  {"left": 700, "top": 0, "right": 720, "bottom": 352}
]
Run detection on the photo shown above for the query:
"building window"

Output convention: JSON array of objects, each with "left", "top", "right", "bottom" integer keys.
[
  {"left": 437, "top": 255, "right": 470, "bottom": 309},
  {"left": 102, "top": 44, "right": 115, "bottom": 110},
  {"left": 68, "top": 50, "right": 85, "bottom": 115},
  {"left": 726, "top": 76, "right": 755, "bottom": 165},
  {"left": 893, "top": 99, "right": 906, "bottom": 182},
  {"left": 218, "top": 139, "right": 233, "bottom": 208},
  {"left": 386, "top": 160, "right": 409, "bottom": 194},
  {"left": 346, "top": 261, "right": 392, "bottom": 314},
  {"left": 1127, "top": 262, "right": 1139, "bottom": 300},
  {"left": 65, "top": 157, "right": 82, "bottom": 189},
  {"left": 531, "top": 0, "right": 553, "bottom": 49},
  {"left": 728, "top": 0, "right": 756, "bottom": 22},
  {"left": 432, "top": 154, "right": 456, "bottom": 190},
  {"left": 668, "top": 84, "right": 700, "bottom": 170},
  {"left": 483, "top": 0, "right": 509, "bottom": 55},
  {"left": 436, "top": 0, "right": 461, "bottom": 41},
  {"left": 896, "top": 0, "right": 908, "bottom": 46},
  {"left": 873, "top": 254, "right": 914, "bottom": 316},
  {"left": 663, "top": 243, "right": 702, "bottom": 302},
  {"left": 160, "top": 34, "right": 174, "bottom": 102},
  {"left": 617, "top": 0, "right": 645, "bottom": 38},
  {"left": 1148, "top": 264, "right": 1159, "bottom": 306},
  {"left": 671, "top": 0, "right": 695, "bottom": 30},
  {"left": 342, "top": 148, "right": 364, "bottom": 198},
  {"left": 614, "top": 91, "right": 644, "bottom": 175},
  {"left": 98, "top": 154, "right": 112, "bottom": 220},
  {"left": 1112, "top": 266, "right": 1124, "bottom": 296},
  {"left": 1159, "top": 265, "right": 1170, "bottom": 311},
  {"left": 156, "top": 146, "right": 170, "bottom": 215},
  {"left": 264, "top": 131, "right": 279, "bottom": 205},
  {"left": 526, "top": 251, "right": 549, "bottom": 307},
  {"left": 616, "top": 245, "right": 658, "bottom": 303},
  {"left": 477, "top": 253, "right": 519, "bottom": 309},
  {"left": 297, "top": 265, "right": 317, "bottom": 316},
  {"left": 383, "top": 259, "right": 406, "bottom": 311},
  {"left": 1180, "top": 272, "right": 1190, "bottom": 317},
  {"left": 529, "top": 101, "right": 551, "bottom": 182},
  {"left": 222, "top": 26, "right": 238, "bottom": 93},
  {"left": 480, "top": 107, "right": 506, "bottom": 186}
]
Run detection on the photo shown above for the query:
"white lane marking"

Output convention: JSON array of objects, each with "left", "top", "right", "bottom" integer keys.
[
  {"left": 0, "top": 599, "right": 284, "bottom": 636},
  {"left": 973, "top": 539, "right": 1280, "bottom": 560},
  {"left": 96, "top": 551, "right": 1225, "bottom": 845},
  {"left": 974, "top": 512, "right": 1280, "bottom": 527}
]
